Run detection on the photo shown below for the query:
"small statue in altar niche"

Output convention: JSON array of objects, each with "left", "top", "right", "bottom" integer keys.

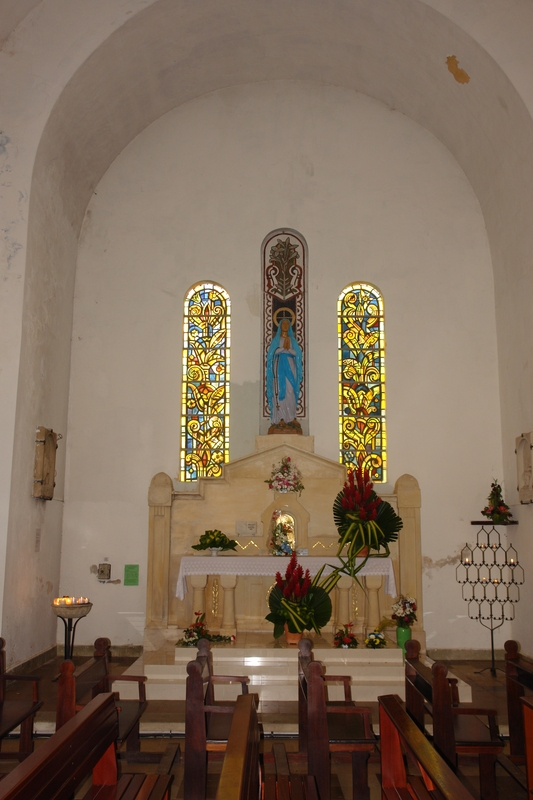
[{"left": 266, "top": 312, "right": 303, "bottom": 434}]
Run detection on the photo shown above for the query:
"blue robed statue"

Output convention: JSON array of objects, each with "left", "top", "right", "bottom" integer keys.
[{"left": 266, "top": 316, "right": 303, "bottom": 426}]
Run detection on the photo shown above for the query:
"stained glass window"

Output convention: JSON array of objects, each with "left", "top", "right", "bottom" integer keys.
[
  {"left": 180, "top": 283, "right": 230, "bottom": 481},
  {"left": 338, "top": 283, "right": 386, "bottom": 482}
]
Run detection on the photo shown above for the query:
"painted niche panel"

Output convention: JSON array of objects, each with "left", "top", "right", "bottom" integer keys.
[{"left": 262, "top": 230, "right": 307, "bottom": 427}]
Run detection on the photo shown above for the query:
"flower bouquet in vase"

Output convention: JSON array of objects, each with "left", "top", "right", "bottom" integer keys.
[
  {"left": 481, "top": 480, "right": 513, "bottom": 525},
  {"left": 266, "top": 553, "right": 332, "bottom": 643},
  {"left": 191, "top": 529, "right": 237, "bottom": 555},
  {"left": 265, "top": 456, "right": 304, "bottom": 495},
  {"left": 391, "top": 595, "right": 417, "bottom": 656},
  {"left": 332, "top": 467, "right": 403, "bottom": 577}
]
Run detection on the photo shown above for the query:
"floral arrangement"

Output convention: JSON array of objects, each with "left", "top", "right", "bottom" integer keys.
[
  {"left": 176, "top": 611, "right": 235, "bottom": 647},
  {"left": 269, "top": 510, "right": 295, "bottom": 556},
  {"left": 265, "top": 456, "right": 304, "bottom": 495},
  {"left": 191, "top": 529, "right": 238, "bottom": 551},
  {"left": 266, "top": 553, "right": 332, "bottom": 637},
  {"left": 391, "top": 595, "right": 417, "bottom": 628},
  {"left": 332, "top": 467, "right": 403, "bottom": 576},
  {"left": 481, "top": 480, "right": 513, "bottom": 525},
  {"left": 365, "top": 629, "right": 387, "bottom": 649},
  {"left": 333, "top": 622, "right": 358, "bottom": 649}
]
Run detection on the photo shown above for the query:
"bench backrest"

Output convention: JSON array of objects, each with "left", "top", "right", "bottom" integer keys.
[
  {"left": 379, "top": 694, "right": 474, "bottom": 800},
  {"left": 215, "top": 694, "right": 260, "bottom": 800},
  {"left": 505, "top": 639, "right": 533, "bottom": 757},
  {"left": 0, "top": 693, "right": 118, "bottom": 800},
  {"left": 405, "top": 639, "right": 456, "bottom": 766},
  {"left": 56, "top": 639, "right": 113, "bottom": 731}
]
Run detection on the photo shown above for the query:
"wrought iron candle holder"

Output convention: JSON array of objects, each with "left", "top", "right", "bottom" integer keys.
[{"left": 456, "top": 521, "right": 523, "bottom": 676}]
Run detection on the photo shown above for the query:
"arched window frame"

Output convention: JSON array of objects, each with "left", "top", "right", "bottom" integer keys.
[
  {"left": 338, "top": 282, "right": 386, "bottom": 482},
  {"left": 180, "top": 282, "right": 230, "bottom": 481}
]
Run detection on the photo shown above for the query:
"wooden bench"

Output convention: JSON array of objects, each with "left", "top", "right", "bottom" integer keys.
[
  {"left": 0, "top": 637, "right": 42, "bottom": 762},
  {"left": 184, "top": 638, "right": 250, "bottom": 800},
  {"left": 297, "top": 638, "right": 375, "bottom": 800},
  {"left": 263, "top": 741, "right": 320, "bottom": 800},
  {"left": 56, "top": 637, "right": 175, "bottom": 765},
  {"left": 520, "top": 695, "right": 533, "bottom": 797},
  {"left": 215, "top": 693, "right": 261, "bottom": 800},
  {"left": 0, "top": 692, "right": 172, "bottom": 799},
  {"left": 504, "top": 639, "right": 533, "bottom": 763},
  {"left": 379, "top": 694, "right": 475, "bottom": 800},
  {"left": 405, "top": 639, "right": 503, "bottom": 800}
]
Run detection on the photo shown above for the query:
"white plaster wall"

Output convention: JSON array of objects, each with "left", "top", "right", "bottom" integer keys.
[
  {"left": 63, "top": 80, "right": 503, "bottom": 649},
  {"left": 2, "top": 0, "right": 533, "bottom": 667}
]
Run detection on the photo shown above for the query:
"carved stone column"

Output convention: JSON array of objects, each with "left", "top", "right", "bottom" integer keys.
[
  {"left": 220, "top": 574, "right": 238, "bottom": 635},
  {"left": 146, "top": 473, "right": 173, "bottom": 629},
  {"left": 395, "top": 474, "right": 425, "bottom": 651},
  {"left": 335, "top": 576, "right": 353, "bottom": 628},
  {"left": 365, "top": 574, "right": 383, "bottom": 631},
  {"left": 189, "top": 574, "right": 208, "bottom": 621}
]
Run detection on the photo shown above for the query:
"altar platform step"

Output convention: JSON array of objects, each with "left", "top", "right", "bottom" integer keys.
[{"left": 114, "top": 633, "right": 472, "bottom": 710}]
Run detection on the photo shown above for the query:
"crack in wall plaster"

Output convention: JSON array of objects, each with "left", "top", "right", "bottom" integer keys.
[{"left": 446, "top": 56, "right": 470, "bottom": 84}]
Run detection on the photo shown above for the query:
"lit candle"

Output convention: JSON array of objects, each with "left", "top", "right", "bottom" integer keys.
[
  {"left": 465, "top": 557, "right": 470, "bottom": 564},
  {"left": 493, "top": 579, "right": 499, "bottom": 585},
  {"left": 482, "top": 577, "right": 487, "bottom": 583},
  {"left": 510, "top": 558, "right": 515, "bottom": 565}
]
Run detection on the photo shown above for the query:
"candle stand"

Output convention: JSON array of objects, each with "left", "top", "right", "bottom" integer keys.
[
  {"left": 456, "top": 521, "right": 523, "bottom": 677},
  {"left": 52, "top": 600, "right": 93, "bottom": 660}
]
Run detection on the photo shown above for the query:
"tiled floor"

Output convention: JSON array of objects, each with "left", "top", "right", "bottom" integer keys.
[{"left": 2, "top": 651, "right": 529, "bottom": 799}]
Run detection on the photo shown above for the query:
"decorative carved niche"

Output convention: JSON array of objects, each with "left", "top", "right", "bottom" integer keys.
[
  {"left": 516, "top": 432, "right": 533, "bottom": 504},
  {"left": 33, "top": 426, "right": 60, "bottom": 500}
]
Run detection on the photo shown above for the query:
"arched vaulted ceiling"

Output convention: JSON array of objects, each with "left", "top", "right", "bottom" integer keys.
[{"left": 32, "top": 0, "right": 533, "bottom": 240}]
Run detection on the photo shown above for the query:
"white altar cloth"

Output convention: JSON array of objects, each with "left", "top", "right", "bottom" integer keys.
[{"left": 176, "top": 555, "right": 396, "bottom": 600}]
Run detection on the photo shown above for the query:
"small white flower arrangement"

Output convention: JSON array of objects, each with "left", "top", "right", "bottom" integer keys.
[{"left": 265, "top": 456, "right": 304, "bottom": 495}]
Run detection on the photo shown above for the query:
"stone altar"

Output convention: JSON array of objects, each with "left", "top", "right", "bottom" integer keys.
[{"left": 145, "top": 435, "right": 424, "bottom": 651}]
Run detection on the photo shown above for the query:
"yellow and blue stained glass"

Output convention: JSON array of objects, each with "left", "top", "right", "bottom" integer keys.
[
  {"left": 338, "top": 283, "right": 386, "bottom": 482},
  {"left": 180, "top": 283, "right": 230, "bottom": 481}
]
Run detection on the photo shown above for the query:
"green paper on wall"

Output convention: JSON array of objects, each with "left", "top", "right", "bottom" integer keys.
[{"left": 124, "top": 564, "right": 139, "bottom": 586}]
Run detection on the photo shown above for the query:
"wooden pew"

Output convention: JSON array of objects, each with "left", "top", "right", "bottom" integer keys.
[
  {"left": 184, "top": 638, "right": 250, "bottom": 800},
  {"left": 520, "top": 695, "right": 533, "bottom": 797},
  {"left": 504, "top": 639, "right": 533, "bottom": 763},
  {"left": 0, "top": 692, "right": 172, "bottom": 800},
  {"left": 56, "top": 637, "right": 176, "bottom": 765},
  {"left": 405, "top": 640, "right": 503, "bottom": 800},
  {"left": 297, "top": 638, "right": 375, "bottom": 800},
  {"left": 215, "top": 693, "right": 260, "bottom": 800},
  {"left": 263, "top": 741, "right": 320, "bottom": 800},
  {"left": 0, "top": 637, "right": 42, "bottom": 762},
  {"left": 379, "top": 694, "right": 475, "bottom": 800}
]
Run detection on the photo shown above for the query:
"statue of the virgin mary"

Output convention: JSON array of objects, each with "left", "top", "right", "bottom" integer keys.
[{"left": 266, "top": 314, "right": 303, "bottom": 429}]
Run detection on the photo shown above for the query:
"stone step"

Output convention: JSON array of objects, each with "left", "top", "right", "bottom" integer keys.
[{"left": 114, "top": 640, "right": 471, "bottom": 705}]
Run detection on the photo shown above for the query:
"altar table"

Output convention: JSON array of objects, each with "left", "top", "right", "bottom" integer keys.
[
  {"left": 176, "top": 555, "right": 396, "bottom": 634},
  {"left": 176, "top": 555, "right": 396, "bottom": 599}
]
